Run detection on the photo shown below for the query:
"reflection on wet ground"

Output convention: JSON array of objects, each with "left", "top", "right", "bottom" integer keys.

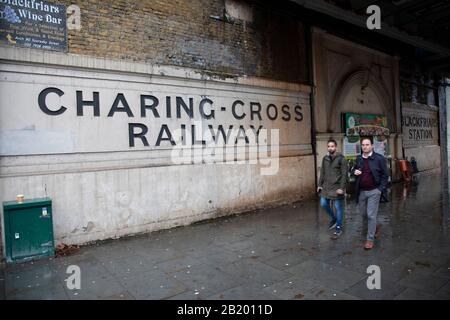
[{"left": 1, "top": 169, "right": 450, "bottom": 300}]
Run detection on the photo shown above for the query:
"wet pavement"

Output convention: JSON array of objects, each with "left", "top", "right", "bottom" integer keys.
[{"left": 1, "top": 169, "right": 450, "bottom": 300}]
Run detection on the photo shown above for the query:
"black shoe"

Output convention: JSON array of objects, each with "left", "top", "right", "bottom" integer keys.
[{"left": 328, "top": 219, "right": 337, "bottom": 230}]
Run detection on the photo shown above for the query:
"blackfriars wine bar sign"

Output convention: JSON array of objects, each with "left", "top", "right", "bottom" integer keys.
[{"left": 0, "top": 0, "right": 67, "bottom": 51}]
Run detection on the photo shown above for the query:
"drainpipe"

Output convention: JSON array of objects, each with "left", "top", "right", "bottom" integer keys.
[
  {"left": 305, "top": 24, "right": 318, "bottom": 190},
  {"left": 398, "top": 77, "right": 406, "bottom": 160},
  {"left": 438, "top": 78, "right": 449, "bottom": 171}
]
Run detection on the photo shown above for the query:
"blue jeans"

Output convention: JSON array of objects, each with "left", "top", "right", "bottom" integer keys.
[{"left": 320, "top": 196, "right": 344, "bottom": 229}]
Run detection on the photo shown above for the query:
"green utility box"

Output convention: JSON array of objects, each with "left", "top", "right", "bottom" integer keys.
[{"left": 2, "top": 197, "right": 55, "bottom": 263}]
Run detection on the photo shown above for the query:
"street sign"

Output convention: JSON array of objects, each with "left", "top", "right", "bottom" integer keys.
[{"left": 0, "top": 1, "right": 67, "bottom": 52}]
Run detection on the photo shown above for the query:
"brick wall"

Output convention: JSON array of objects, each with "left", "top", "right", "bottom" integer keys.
[{"left": 59, "top": 0, "right": 308, "bottom": 83}]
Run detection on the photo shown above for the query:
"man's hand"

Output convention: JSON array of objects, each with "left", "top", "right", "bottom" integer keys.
[
  {"left": 354, "top": 169, "right": 362, "bottom": 176},
  {"left": 317, "top": 187, "right": 323, "bottom": 193},
  {"left": 336, "top": 189, "right": 344, "bottom": 195}
]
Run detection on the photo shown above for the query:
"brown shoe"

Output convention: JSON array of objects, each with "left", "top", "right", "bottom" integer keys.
[
  {"left": 364, "top": 240, "right": 374, "bottom": 250},
  {"left": 375, "top": 225, "right": 381, "bottom": 239}
]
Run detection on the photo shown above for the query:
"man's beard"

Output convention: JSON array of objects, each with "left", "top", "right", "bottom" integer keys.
[{"left": 328, "top": 150, "right": 336, "bottom": 155}]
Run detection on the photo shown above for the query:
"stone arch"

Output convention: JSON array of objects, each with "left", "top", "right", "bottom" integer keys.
[{"left": 327, "top": 68, "right": 393, "bottom": 132}]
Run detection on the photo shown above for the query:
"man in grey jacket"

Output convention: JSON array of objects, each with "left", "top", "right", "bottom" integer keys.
[{"left": 317, "top": 139, "right": 348, "bottom": 238}]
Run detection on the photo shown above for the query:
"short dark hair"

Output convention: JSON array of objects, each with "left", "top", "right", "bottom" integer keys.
[
  {"left": 327, "top": 138, "right": 337, "bottom": 147},
  {"left": 361, "top": 137, "right": 373, "bottom": 144}
]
